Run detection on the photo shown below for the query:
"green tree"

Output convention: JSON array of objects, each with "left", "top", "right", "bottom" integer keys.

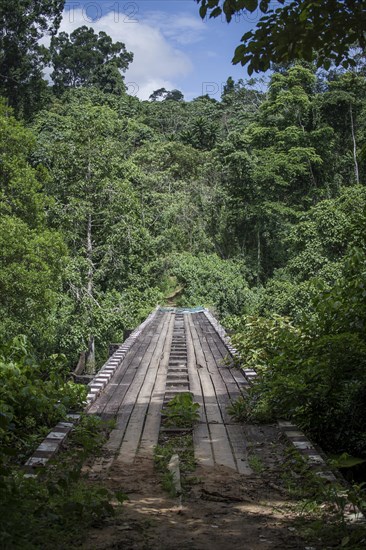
[
  {"left": 258, "top": 186, "right": 366, "bottom": 320},
  {"left": 220, "top": 78, "right": 264, "bottom": 135},
  {"left": 143, "top": 98, "right": 187, "bottom": 137},
  {"left": 0, "top": 0, "right": 65, "bottom": 116},
  {"left": 165, "top": 89, "right": 184, "bottom": 101},
  {"left": 180, "top": 96, "right": 221, "bottom": 150},
  {"left": 233, "top": 244, "right": 366, "bottom": 457},
  {"left": 0, "top": 216, "right": 66, "bottom": 349},
  {"left": 217, "top": 66, "right": 328, "bottom": 281},
  {"left": 222, "top": 76, "right": 235, "bottom": 97},
  {"left": 196, "top": 0, "right": 366, "bottom": 73},
  {"left": 0, "top": 101, "right": 66, "bottom": 349},
  {"left": 149, "top": 87, "right": 168, "bottom": 101},
  {"left": 149, "top": 88, "right": 184, "bottom": 101},
  {"left": 180, "top": 116, "right": 218, "bottom": 150},
  {"left": 50, "top": 26, "right": 133, "bottom": 95},
  {"left": 316, "top": 71, "right": 366, "bottom": 185},
  {"left": 0, "top": 100, "right": 47, "bottom": 225},
  {"left": 168, "top": 252, "right": 250, "bottom": 316},
  {"left": 131, "top": 140, "right": 213, "bottom": 253},
  {"left": 33, "top": 91, "right": 155, "bottom": 371}
]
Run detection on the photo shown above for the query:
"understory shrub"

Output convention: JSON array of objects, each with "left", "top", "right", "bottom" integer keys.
[
  {"left": 0, "top": 415, "right": 124, "bottom": 549},
  {"left": 0, "top": 336, "right": 87, "bottom": 466},
  {"left": 166, "top": 252, "right": 251, "bottom": 316},
  {"left": 230, "top": 247, "right": 366, "bottom": 457}
]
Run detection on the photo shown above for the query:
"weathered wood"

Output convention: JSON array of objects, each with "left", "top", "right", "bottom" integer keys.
[
  {"left": 195, "top": 314, "right": 248, "bottom": 400},
  {"left": 89, "top": 308, "right": 253, "bottom": 476},
  {"left": 209, "top": 424, "right": 236, "bottom": 470},
  {"left": 191, "top": 314, "right": 233, "bottom": 422},
  {"left": 116, "top": 313, "right": 173, "bottom": 463},
  {"left": 103, "top": 313, "right": 168, "bottom": 452},
  {"left": 89, "top": 313, "right": 163, "bottom": 416},
  {"left": 193, "top": 423, "right": 214, "bottom": 467},
  {"left": 138, "top": 314, "right": 175, "bottom": 458},
  {"left": 226, "top": 425, "right": 253, "bottom": 475},
  {"left": 185, "top": 315, "right": 215, "bottom": 466},
  {"left": 210, "top": 374, "right": 234, "bottom": 424},
  {"left": 190, "top": 313, "right": 254, "bottom": 472},
  {"left": 188, "top": 316, "right": 223, "bottom": 425}
]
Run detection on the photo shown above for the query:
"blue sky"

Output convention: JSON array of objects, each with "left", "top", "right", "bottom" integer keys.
[{"left": 62, "top": 1, "right": 271, "bottom": 100}]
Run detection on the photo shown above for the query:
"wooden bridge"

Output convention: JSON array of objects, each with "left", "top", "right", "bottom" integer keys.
[
  {"left": 26, "top": 305, "right": 339, "bottom": 491},
  {"left": 87, "top": 307, "right": 253, "bottom": 475}
]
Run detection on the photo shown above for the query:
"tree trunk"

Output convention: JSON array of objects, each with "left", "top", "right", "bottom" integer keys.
[
  {"left": 299, "top": 115, "right": 317, "bottom": 188},
  {"left": 85, "top": 335, "right": 95, "bottom": 374},
  {"left": 85, "top": 211, "right": 96, "bottom": 374},
  {"left": 257, "top": 225, "right": 261, "bottom": 286},
  {"left": 350, "top": 104, "right": 360, "bottom": 185},
  {"left": 84, "top": 136, "right": 96, "bottom": 374}
]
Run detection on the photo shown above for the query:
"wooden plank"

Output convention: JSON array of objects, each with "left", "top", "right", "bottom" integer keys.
[
  {"left": 191, "top": 313, "right": 240, "bottom": 472},
  {"left": 194, "top": 314, "right": 247, "bottom": 405},
  {"left": 103, "top": 318, "right": 163, "bottom": 417},
  {"left": 199, "top": 312, "right": 231, "bottom": 359},
  {"left": 88, "top": 313, "right": 163, "bottom": 415},
  {"left": 87, "top": 350, "right": 138, "bottom": 415},
  {"left": 138, "top": 314, "right": 175, "bottom": 458},
  {"left": 104, "top": 313, "right": 168, "bottom": 453},
  {"left": 209, "top": 424, "right": 236, "bottom": 471},
  {"left": 185, "top": 315, "right": 204, "bottom": 422},
  {"left": 188, "top": 314, "right": 238, "bottom": 471},
  {"left": 193, "top": 423, "right": 214, "bottom": 467},
  {"left": 226, "top": 425, "right": 253, "bottom": 475},
  {"left": 210, "top": 374, "right": 233, "bottom": 424},
  {"left": 103, "top": 429, "right": 125, "bottom": 452},
  {"left": 198, "top": 313, "right": 249, "bottom": 394},
  {"left": 116, "top": 313, "right": 173, "bottom": 464},
  {"left": 191, "top": 314, "right": 232, "bottom": 423},
  {"left": 185, "top": 315, "right": 214, "bottom": 467},
  {"left": 188, "top": 316, "right": 223, "bottom": 425},
  {"left": 95, "top": 309, "right": 255, "bottom": 476}
]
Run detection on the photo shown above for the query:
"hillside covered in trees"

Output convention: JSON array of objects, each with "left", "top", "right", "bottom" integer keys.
[{"left": 1, "top": 1, "right": 366, "bottom": 545}]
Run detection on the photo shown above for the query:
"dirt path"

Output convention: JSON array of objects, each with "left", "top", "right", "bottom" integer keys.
[{"left": 85, "top": 449, "right": 306, "bottom": 550}]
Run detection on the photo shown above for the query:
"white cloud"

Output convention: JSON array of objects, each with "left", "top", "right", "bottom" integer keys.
[
  {"left": 143, "top": 11, "right": 207, "bottom": 45},
  {"left": 51, "top": 9, "right": 193, "bottom": 100}
]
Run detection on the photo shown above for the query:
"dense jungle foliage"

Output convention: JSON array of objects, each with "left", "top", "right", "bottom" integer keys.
[{"left": 1, "top": 0, "right": 366, "bottom": 514}]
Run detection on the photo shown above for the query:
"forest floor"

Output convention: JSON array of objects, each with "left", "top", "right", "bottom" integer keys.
[{"left": 85, "top": 457, "right": 304, "bottom": 550}]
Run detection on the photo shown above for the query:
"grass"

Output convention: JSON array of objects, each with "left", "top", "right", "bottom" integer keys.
[
  {"left": 154, "top": 433, "right": 196, "bottom": 496},
  {"left": 227, "top": 396, "right": 250, "bottom": 422},
  {"left": 163, "top": 392, "right": 200, "bottom": 429},
  {"left": 161, "top": 471, "right": 178, "bottom": 497},
  {"left": 248, "top": 453, "right": 265, "bottom": 474}
]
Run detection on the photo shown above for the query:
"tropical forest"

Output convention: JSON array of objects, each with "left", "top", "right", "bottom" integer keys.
[{"left": 1, "top": 1, "right": 366, "bottom": 548}]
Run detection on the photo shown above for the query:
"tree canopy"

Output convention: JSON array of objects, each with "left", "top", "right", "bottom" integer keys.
[
  {"left": 50, "top": 26, "right": 133, "bottom": 95},
  {"left": 196, "top": 0, "right": 366, "bottom": 73},
  {"left": 0, "top": 0, "right": 65, "bottom": 115},
  {"left": 149, "top": 88, "right": 185, "bottom": 101}
]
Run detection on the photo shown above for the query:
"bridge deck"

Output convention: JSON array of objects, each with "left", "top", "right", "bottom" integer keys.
[{"left": 88, "top": 309, "right": 252, "bottom": 474}]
